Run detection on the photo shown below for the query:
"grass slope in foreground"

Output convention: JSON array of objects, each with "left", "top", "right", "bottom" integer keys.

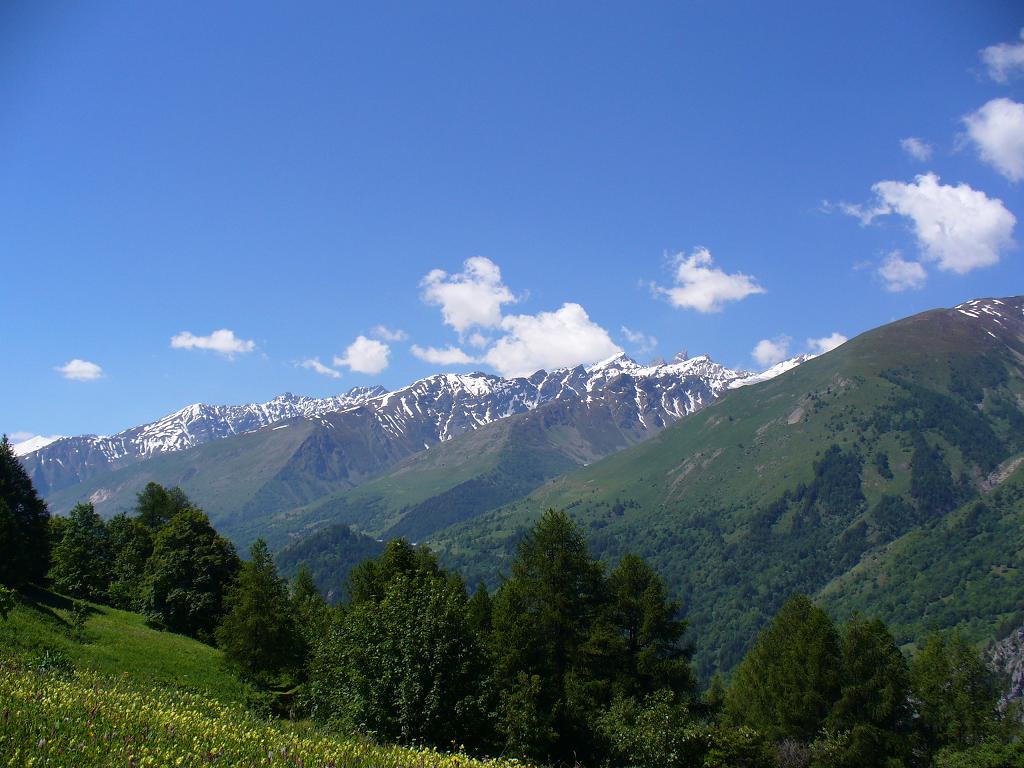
[
  {"left": 0, "top": 587, "right": 251, "bottom": 706},
  {"left": 0, "top": 661, "right": 519, "bottom": 768}
]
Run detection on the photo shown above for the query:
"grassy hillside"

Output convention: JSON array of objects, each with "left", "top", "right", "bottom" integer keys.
[
  {"left": 427, "top": 298, "right": 1024, "bottom": 676},
  {"left": 821, "top": 460, "right": 1024, "bottom": 648},
  {"left": 0, "top": 586, "right": 250, "bottom": 705},
  {"left": 0, "top": 651, "right": 521, "bottom": 768}
]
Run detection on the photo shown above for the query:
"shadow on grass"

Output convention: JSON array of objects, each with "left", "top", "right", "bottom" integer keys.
[{"left": 16, "top": 584, "right": 101, "bottom": 629}]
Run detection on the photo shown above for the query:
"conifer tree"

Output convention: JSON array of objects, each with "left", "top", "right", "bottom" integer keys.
[
  {"left": 725, "top": 594, "right": 842, "bottom": 743},
  {"left": 490, "top": 509, "right": 607, "bottom": 762},
  {"left": 217, "top": 539, "right": 302, "bottom": 682},
  {"left": 0, "top": 435, "right": 50, "bottom": 586}
]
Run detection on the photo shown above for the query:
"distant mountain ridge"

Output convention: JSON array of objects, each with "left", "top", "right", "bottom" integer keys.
[
  {"left": 19, "top": 387, "right": 387, "bottom": 495},
  {"left": 28, "top": 351, "right": 813, "bottom": 539}
]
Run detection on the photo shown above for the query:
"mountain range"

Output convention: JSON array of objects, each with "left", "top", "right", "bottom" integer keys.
[
  {"left": 15, "top": 294, "right": 1024, "bottom": 680},
  {"left": 20, "top": 351, "right": 796, "bottom": 544}
]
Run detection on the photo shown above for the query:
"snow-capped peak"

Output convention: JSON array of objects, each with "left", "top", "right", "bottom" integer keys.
[
  {"left": 12, "top": 435, "right": 64, "bottom": 457},
  {"left": 729, "top": 354, "right": 815, "bottom": 390}
]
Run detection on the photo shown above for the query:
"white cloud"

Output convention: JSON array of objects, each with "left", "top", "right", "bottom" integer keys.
[
  {"left": 963, "top": 98, "right": 1024, "bottom": 182},
  {"left": 55, "top": 359, "right": 103, "bottom": 381},
  {"left": 843, "top": 173, "right": 1016, "bottom": 274},
  {"left": 467, "top": 332, "right": 490, "bottom": 349},
  {"left": 301, "top": 357, "right": 342, "bottom": 379},
  {"left": 653, "top": 248, "right": 765, "bottom": 313},
  {"left": 9, "top": 431, "right": 35, "bottom": 442},
  {"left": 807, "top": 332, "right": 847, "bottom": 355},
  {"left": 752, "top": 336, "right": 791, "bottom": 367},
  {"left": 483, "top": 303, "right": 621, "bottom": 377},
  {"left": 371, "top": 325, "right": 408, "bottom": 342},
  {"left": 877, "top": 252, "right": 927, "bottom": 292},
  {"left": 621, "top": 326, "right": 657, "bottom": 355},
  {"left": 900, "top": 137, "right": 933, "bottom": 162},
  {"left": 421, "top": 256, "right": 516, "bottom": 334},
  {"left": 981, "top": 29, "right": 1024, "bottom": 83},
  {"left": 170, "top": 329, "right": 255, "bottom": 357},
  {"left": 410, "top": 344, "right": 478, "bottom": 366},
  {"left": 334, "top": 335, "right": 390, "bottom": 375}
]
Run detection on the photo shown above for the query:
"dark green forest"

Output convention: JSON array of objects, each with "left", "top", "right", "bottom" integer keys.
[{"left": 3, "top": 428, "right": 1023, "bottom": 767}]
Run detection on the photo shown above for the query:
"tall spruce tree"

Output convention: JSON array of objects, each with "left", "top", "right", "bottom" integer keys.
[
  {"left": 725, "top": 594, "right": 843, "bottom": 743},
  {"left": 490, "top": 509, "right": 607, "bottom": 762},
  {"left": 828, "top": 615, "right": 913, "bottom": 767},
  {"left": 217, "top": 539, "right": 302, "bottom": 682},
  {"left": 0, "top": 435, "right": 50, "bottom": 587}
]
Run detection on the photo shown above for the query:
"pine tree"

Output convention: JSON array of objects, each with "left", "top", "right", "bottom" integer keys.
[
  {"left": 0, "top": 435, "right": 50, "bottom": 587},
  {"left": 217, "top": 539, "right": 302, "bottom": 682},
  {"left": 910, "top": 632, "right": 1002, "bottom": 753},
  {"left": 725, "top": 594, "right": 842, "bottom": 743},
  {"left": 828, "top": 615, "right": 913, "bottom": 767},
  {"left": 490, "top": 509, "right": 606, "bottom": 762},
  {"left": 135, "top": 482, "right": 192, "bottom": 531}
]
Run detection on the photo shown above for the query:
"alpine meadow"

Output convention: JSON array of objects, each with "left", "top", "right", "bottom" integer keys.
[{"left": 4, "top": 4, "right": 1024, "bottom": 768}]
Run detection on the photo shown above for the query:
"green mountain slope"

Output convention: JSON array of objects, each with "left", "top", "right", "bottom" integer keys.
[
  {"left": 43, "top": 418, "right": 321, "bottom": 539},
  {"left": 259, "top": 385, "right": 697, "bottom": 552},
  {"left": 0, "top": 587, "right": 250, "bottom": 705},
  {"left": 427, "top": 297, "right": 1024, "bottom": 677}
]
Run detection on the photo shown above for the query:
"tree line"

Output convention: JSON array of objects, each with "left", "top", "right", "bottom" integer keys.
[{"left": 1, "top": 435, "right": 1021, "bottom": 767}]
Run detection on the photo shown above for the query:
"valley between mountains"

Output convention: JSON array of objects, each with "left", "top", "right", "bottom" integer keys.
[{"left": 17, "top": 295, "right": 1024, "bottom": 679}]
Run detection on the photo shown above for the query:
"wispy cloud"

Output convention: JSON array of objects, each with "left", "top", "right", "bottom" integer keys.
[
  {"left": 842, "top": 173, "right": 1016, "bottom": 274},
  {"left": 653, "top": 248, "right": 765, "bottom": 313},
  {"left": 963, "top": 98, "right": 1024, "bottom": 182},
  {"left": 421, "top": 256, "right": 516, "bottom": 335},
  {"left": 980, "top": 28, "right": 1024, "bottom": 83},
  {"left": 170, "top": 329, "right": 256, "bottom": 357},
  {"left": 877, "top": 252, "right": 927, "bottom": 292},
  {"left": 621, "top": 326, "right": 657, "bottom": 355},
  {"left": 371, "top": 325, "right": 408, "bottom": 342},
  {"left": 900, "top": 137, "right": 933, "bottom": 161},
  {"left": 301, "top": 357, "right": 342, "bottom": 379},
  {"left": 752, "top": 336, "right": 791, "bottom": 367},
  {"left": 410, "top": 344, "right": 477, "bottom": 366},
  {"left": 55, "top": 359, "right": 103, "bottom": 381},
  {"left": 334, "top": 335, "right": 390, "bottom": 375}
]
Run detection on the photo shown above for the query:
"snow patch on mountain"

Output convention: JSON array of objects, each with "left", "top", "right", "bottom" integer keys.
[{"left": 12, "top": 435, "right": 64, "bottom": 457}]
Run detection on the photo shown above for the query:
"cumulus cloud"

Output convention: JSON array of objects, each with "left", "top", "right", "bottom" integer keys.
[
  {"left": 371, "top": 325, "right": 407, "bottom": 342},
  {"left": 55, "top": 358, "right": 104, "bottom": 381},
  {"left": 410, "top": 344, "right": 478, "bottom": 366},
  {"left": 301, "top": 357, "right": 342, "bottom": 379},
  {"left": 334, "top": 335, "right": 390, "bottom": 375},
  {"left": 981, "top": 29, "right": 1024, "bottom": 83},
  {"left": 963, "top": 98, "right": 1024, "bottom": 182},
  {"left": 900, "top": 137, "right": 933, "bottom": 161},
  {"left": 752, "top": 336, "right": 791, "bottom": 367},
  {"left": 807, "top": 332, "right": 848, "bottom": 355},
  {"left": 483, "top": 303, "right": 621, "bottom": 377},
  {"left": 621, "top": 326, "right": 658, "bottom": 355},
  {"left": 843, "top": 173, "right": 1016, "bottom": 274},
  {"left": 170, "top": 329, "right": 256, "bottom": 357},
  {"left": 421, "top": 256, "right": 516, "bottom": 334},
  {"left": 877, "top": 252, "right": 927, "bottom": 292},
  {"left": 653, "top": 248, "right": 765, "bottom": 313}
]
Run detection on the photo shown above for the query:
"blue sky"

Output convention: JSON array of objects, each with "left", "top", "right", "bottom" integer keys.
[{"left": 2, "top": 1, "right": 1023, "bottom": 439}]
